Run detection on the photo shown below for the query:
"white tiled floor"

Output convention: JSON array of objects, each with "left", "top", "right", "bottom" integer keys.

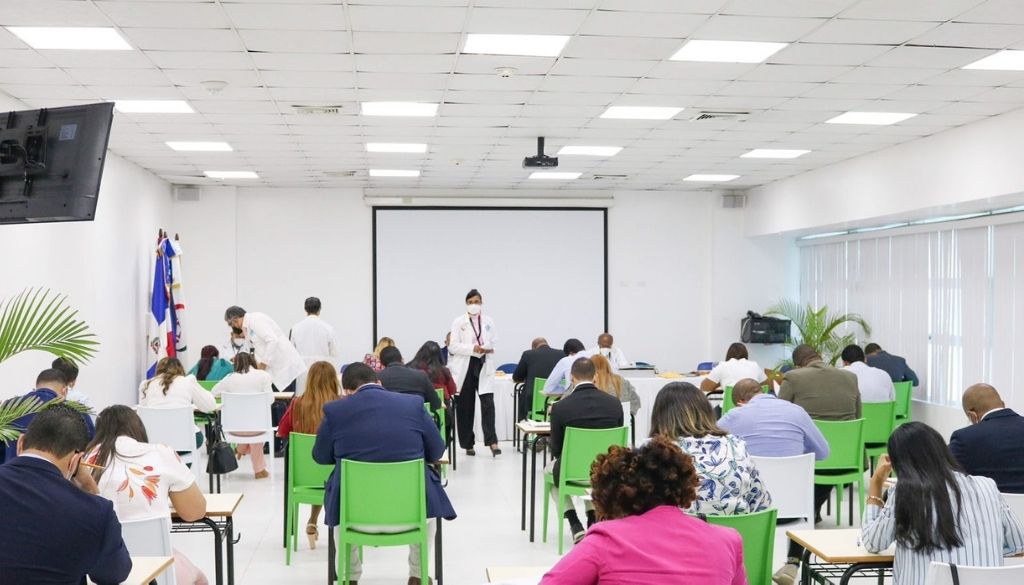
[{"left": 174, "top": 441, "right": 864, "bottom": 585}]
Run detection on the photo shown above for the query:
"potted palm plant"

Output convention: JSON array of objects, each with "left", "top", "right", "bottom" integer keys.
[
  {"left": 0, "top": 288, "right": 98, "bottom": 439},
  {"left": 765, "top": 299, "right": 871, "bottom": 367}
]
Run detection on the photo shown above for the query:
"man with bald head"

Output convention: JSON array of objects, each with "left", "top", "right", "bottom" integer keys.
[
  {"left": 589, "top": 332, "right": 629, "bottom": 369},
  {"left": 719, "top": 378, "right": 829, "bottom": 459},
  {"left": 949, "top": 383, "right": 1024, "bottom": 493},
  {"left": 512, "top": 336, "right": 565, "bottom": 422},
  {"left": 779, "top": 344, "right": 861, "bottom": 421}
]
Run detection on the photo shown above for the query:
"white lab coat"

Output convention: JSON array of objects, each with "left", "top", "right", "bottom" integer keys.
[
  {"left": 289, "top": 315, "right": 338, "bottom": 358},
  {"left": 589, "top": 346, "right": 630, "bottom": 369},
  {"left": 448, "top": 312, "right": 497, "bottom": 396},
  {"left": 243, "top": 311, "right": 307, "bottom": 389}
]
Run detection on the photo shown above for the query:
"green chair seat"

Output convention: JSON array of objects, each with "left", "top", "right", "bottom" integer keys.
[
  {"left": 542, "top": 426, "right": 628, "bottom": 554},
  {"left": 814, "top": 419, "right": 866, "bottom": 527},
  {"left": 705, "top": 508, "right": 778, "bottom": 585},
  {"left": 285, "top": 432, "right": 333, "bottom": 565},
  {"left": 530, "top": 377, "right": 549, "bottom": 422},
  {"left": 862, "top": 401, "right": 897, "bottom": 472},
  {"left": 893, "top": 381, "right": 913, "bottom": 423}
]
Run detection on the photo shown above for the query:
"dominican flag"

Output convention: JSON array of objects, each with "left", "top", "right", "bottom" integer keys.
[{"left": 146, "top": 232, "right": 187, "bottom": 377}]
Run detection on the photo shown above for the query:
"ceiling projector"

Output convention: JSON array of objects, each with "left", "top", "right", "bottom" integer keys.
[{"left": 523, "top": 136, "right": 558, "bottom": 168}]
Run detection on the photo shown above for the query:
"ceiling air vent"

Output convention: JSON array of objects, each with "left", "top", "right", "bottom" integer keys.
[
  {"left": 690, "top": 110, "right": 750, "bottom": 122},
  {"left": 323, "top": 170, "right": 358, "bottom": 178},
  {"left": 592, "top": 174, "right": 627, "bottom": 181},
  {"left": 291, "top": 104, "right": 344, "bottom": 115}
]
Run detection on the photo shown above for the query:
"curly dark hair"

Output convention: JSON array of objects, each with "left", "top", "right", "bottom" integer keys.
[{"left": 590, "top": 435, "right": 699, "bottom": 520}]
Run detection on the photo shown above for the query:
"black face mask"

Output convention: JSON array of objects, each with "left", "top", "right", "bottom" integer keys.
[{"left": 231, "top": 326, "right": 243, "bottom": 335}]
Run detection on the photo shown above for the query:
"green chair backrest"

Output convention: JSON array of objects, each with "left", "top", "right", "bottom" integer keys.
[
  {"left": 721, "top": 385, "right": 770, "bottom": 414},
  {"left": 893, "top": 381, "right": 912, "bottom": 419},
  {"left": 561, "top": 426, "right": 629, "bottom": 483},
  {"left": 198, "top": 380, "right": 218, "bottom": 392},
  {"left": 340, "top": 459, "right": 426, "bottom": 528},
  {"left": 862, "top": 401, "right": 896, "bottom": 446},
  {"left": 705, "top": 508, "right": 778, "bottom": 585},
  {"left": 531, "top": 377, "right": 548, "bottom": 421},
  {"left": 814, "top": 419, "right": 865, "bottom": 472},
  {"left": 288, "top": 432, "right": 332, "bottom": 489}
]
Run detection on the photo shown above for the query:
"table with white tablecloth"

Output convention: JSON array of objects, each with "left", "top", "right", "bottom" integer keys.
[{"left": 487, "top": 373, "right": 708, "bottom": 443}]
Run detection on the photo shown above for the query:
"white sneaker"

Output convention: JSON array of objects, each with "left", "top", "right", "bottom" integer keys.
[{"left": 772, "top": 563, "right": 798, "bottom": 585}]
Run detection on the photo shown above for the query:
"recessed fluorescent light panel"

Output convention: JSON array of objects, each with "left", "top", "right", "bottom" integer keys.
[
  {"left": 365, "top": 143, "right": 428, "bottom": 154},
  {"left": 114, "top": 100, "right": 194, "bottom": 114},
  {"left": 463, "top": 34, "right": 570, "bottom": 57},
  {"left": 166, "top": 141, "right": 232, "bottom": 152},
  {"left": 529, "top": 172, "right": 581, "bottom": 180},
  {"left": 684, "top": 174, "right": 739, "bottom": 182},
  {"left": 741, "top": 149, "right": 810, "bottom": 159},
  {"left": 556, "top": 146, "right": 622, "bottom": 157},
  {"left": 204, "top": 171, "right": 258, "bottom": 179},
  {"left": 6, "top": 26, "right": 132, "bottom": 50},
  {"left": 670, "top": 40, "right": 787, "bottom": 64},
  {"left": 369, "top": 169, "right": 420, "bottom": 177},
  {"left": 963, "top": 50, "right": 1024, "bottom": 71},
  {"left": 826, "top": 112, "right": 917, "bottom": 125},
  {"left": 360, "top": 102, "right": 438, "bottom": 117},
  {"left": 600, "top": 106, "right": 683, "bottom": 120}
]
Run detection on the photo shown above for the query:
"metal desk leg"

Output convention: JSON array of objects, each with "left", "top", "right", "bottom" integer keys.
[
  {"left": 327, "top": 528, "right": 336, "bottom": 585},
  {"left": 529, "top": 440, "right": 538, "bottom": 542},
  {"left": 800, "top": 546, "right": 811, "bottom": 585},
  {"left": 197, "top": 518, "right": 224, "bottom": 585},
  {"left": 512, "top": 390, "right": 518, "bottom": 449},
  {"left": 520, "top": 432, "right": 528, "bottom": 531},
  {"left": 840, "top": 562, "right": 891, "bottom": 585},
  {"left": 435, "top": 519, "right": 443, "bottom": 585},
  {"left": 226, "top": 517, "right": 236, "bottom": 585}
]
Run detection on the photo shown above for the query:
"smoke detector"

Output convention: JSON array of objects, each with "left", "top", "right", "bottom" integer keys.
[
  {"left": 495, "top": 66, "right": 518, "bottom": 78},
  {"left": 200, "top": 80, "right": 228, "bottom": 95}
]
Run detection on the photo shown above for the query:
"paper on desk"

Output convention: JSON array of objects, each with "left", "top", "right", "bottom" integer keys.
[{"left": 656, "top": 372, "right": 683, "bottom": 379}]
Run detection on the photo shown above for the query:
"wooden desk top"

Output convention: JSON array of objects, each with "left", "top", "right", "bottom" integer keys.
[
  {"left": 173, "top": 492, "right": 244, "bottom": 519},
  {"left": 274, "top": 392, "right": 294, "bottom": 400},
  {"left": 436, "top": 450, "right": 449, "bottom": 465},
  {"left": 516, "top": 421, "right": 551, "bottom": 435},
  {"left": 486, "top": 566, "right": 548, "bottom": 583},
  {"left": 786, "top": 529, "right": 895, "bottom": 564},
  {"left": 124, "top": 556, "right": 174, "bottom": 585}
]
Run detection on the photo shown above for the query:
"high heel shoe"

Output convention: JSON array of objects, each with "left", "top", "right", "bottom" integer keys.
[
  {"left": 306, "top": 523, "right": 319, "bottom": 550},
  {"left": 490, "top": 444, "right": 502, "bottom": 457}
]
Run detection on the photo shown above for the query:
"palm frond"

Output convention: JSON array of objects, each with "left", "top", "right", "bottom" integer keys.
[
  {"left": 0, "top": 395, "right": 45, "bottom": 443},
  {"left": 764, "top": 299, "right": 874, "bottom": 367},
  {"left": 0, "top": 288, "right": 98, "bottom": 365}
]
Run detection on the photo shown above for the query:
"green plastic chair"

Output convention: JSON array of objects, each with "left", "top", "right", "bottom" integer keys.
[
  {"left": 721, "top": 385, "right": 770, "bottom": 415},
  {"left": 862, "top": 401, "right": 897, "bottom": 472},
  {"left": 814, "top": 419, "right": 866, "bottom": 526},
  {"left": 198, "top": 380, "right": 219, "bottom": 392},
  {"left": 530, "top": 377, "right": 549, "bottom": 422},
  {"left": 705, "top": 508, "right": 778, "bottom": 585},
  {"left": 542, "top": 426, "right": 628, "bottom": 554},
  {"left": 285, "top": 433, "right": 333, "bottom": 565},
  {"left": 337, "top": 459, "right": 428, "bottom": 585},
  {"left": 893, "top": 381, "right": 912, "bottom": 424}
]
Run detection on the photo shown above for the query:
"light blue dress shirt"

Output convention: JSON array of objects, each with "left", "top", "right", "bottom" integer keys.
[{"left": 717, "top": 393, "right": 830, "bottom": 460}]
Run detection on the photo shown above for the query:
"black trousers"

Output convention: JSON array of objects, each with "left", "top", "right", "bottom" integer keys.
[
  {"left": 456, "top": 356, "right": 498, "bottom": 449},
  {"left": 787, "top": 484, "right": 834, "bottom": 559}
]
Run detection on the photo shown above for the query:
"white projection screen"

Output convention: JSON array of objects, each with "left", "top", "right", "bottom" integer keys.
[{"left": 374, "top": 207, "right": 607, "bottom": 367}]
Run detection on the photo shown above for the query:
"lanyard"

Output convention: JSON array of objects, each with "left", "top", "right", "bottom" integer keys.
[{"left": 469, "top": 315, "right": 483, "bottom": 345}]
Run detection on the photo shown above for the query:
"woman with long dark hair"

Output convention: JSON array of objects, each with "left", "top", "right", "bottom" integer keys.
[
  {"left": 187, "top": 345, "right": 233, "bottom": 381},
  {"left": 276, "top": 360, "right": 342, "bottom": 549},
  {"left": 649, "top": 382, "right": 770, "bottom": 515},
  {"left": 407, "top": 341, "right": 457, "bottom": 401},
  {"left": 860, "top": 422, "right": 1024, "bottom": 585},
  {"left": 541, "top": 436, "right": 746, "bottom": 584},
  {"left": 86, "top": 406, "right": 209, "bottom": 585}
]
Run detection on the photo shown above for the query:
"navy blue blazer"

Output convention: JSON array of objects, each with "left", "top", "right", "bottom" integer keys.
[
  {"left": 312, "top": 385, "right": 456, "bottom": 526},
  {"left": 950, "top": 408, "right": 1024, "bottom": 494},
  {"left": 866, "top": 351, "right": 919, "bottom": 386},
  {"left": 0, "top": 389, "right": 96, "bottom": 464},
  {"left": 0, "top": 456, "right": 131, "bottom": 585}
]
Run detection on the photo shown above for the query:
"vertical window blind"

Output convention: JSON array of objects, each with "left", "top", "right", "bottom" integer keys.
[{"left": 800, "top": 220, "right": 1024, "bottom": 408}]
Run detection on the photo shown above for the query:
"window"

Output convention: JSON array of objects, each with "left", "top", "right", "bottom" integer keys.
[{"left": 800, "top": 220, "right": 1023, "bottom": 407}]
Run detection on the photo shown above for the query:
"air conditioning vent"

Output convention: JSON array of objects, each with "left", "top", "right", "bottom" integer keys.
[
  {"left": 323, "top": 170, "right": 358, "bottom": 178},
  {"left": 291, "top": 104, "right": 344, "bottom": 115},
  {"left": 690, "top": 110, "right": 749, "bottom": 122},
  {"left": 592, "top": 174, "right": 627, "bottom": 180}
]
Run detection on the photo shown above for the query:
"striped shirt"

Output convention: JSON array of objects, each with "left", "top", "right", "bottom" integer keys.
[{"left": 861, "top": 472, "right": 1024, "bottom": 585}]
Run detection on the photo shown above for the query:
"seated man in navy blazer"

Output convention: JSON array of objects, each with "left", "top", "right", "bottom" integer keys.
[
  {"left": 0, "top": 404, "right": 131, "bottom": 585},
  {"left": 314, "top": 362, "right": 455, "bottom": 585},
  {"left": 950, "top": 383, "right": 1024, "bottom": 493},
  {"left": 1, "top": 368, "right": 96, "bottom": 464},
  {"left": 377, "top": 346, "right": 442, "bottom": 411}
]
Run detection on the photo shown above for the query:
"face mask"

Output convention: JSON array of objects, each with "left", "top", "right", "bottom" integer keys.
[
  {"left": 466, "top": 304, "right": 482, "bottom": 316},
  {"left": 231, "top": 326, "right": 243, "bottom": 335},
  {"left": 600, "top": 348, "right": 611, "bottom": 357}
]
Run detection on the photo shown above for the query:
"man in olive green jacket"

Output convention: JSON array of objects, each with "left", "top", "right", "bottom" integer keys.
[{"left": 779, "top": 344, "right": 861, "bottom": 421}]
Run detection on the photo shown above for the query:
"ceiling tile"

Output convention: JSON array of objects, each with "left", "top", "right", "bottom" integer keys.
[
  {"left": 722, "top": 0, "right": 857, "bottom": 18},
  {"left": 866, "top": 46, "right": 992, "bottom": 69},
  {"left": 580, "top": 10, "right": 708, "bottom": 38},
  {"left": 831, "top": 66, "right": 945, "bottom": 85},
  {"left": 223, "top": 3, "right": 348, "bottom": 30},
  {"left": 563, "top": 36, "right": 681, "bottom": 61},
  {"left": 0, "top": 0, "right": 109, "bottom": 26},
  {"left": 910, "top": 22, "right": 1024, "bottom": 49},
  {"left": 742, "top": 64, "right": 853, "bottom": 83},
  {"left": 66, "top": 68, "right": 170, "bottom": 86},
  {"left": 802, "top": 19, "right": 939, "bottom": 45},
  {"left": 146, "top": 51, "right": 254, "bottom": 70},
  {"left": 121, "top": 28, "right": 245, "bottom": 52},
  {"left": 454, "top": 55, "right": 553, "bottom": 75},
  {"left": 251, "top": 53, "right": 354, "bottom": 71},
  {"left": 691, "top": 15, "right": 828, "bottom": 42},
  {"left": 349, "top": 5, "right": 467, "bottom": 32},
  {"left": 840, "top": 0, "right": 981, "bottom": 21},
  {"left": 350, "top": 32, "right": 460, "bottom": 54},
  {"left": 956, "top": 0, "right": 1024, "bottom": 25},
  {"left": 769, "top": 43, "right": 892, "bottom": 66},
  {"left": 95, "top": 1, "right": 231, "bottom": 28},
  {"left": 238, "top": 30, "right": 351, "bottom": 53}
]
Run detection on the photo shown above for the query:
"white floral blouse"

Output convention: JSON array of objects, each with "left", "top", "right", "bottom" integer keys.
[{"left": 676, "top": 434, "right": 772, "bottom": 516}]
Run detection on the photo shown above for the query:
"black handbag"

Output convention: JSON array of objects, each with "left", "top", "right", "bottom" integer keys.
[{"left": 206, "top": 418, "right": 239, "bottom": 475}]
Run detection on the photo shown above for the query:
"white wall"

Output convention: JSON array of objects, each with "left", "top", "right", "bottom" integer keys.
[
  {"left": 0, "top": 154, "right": 172, "bottom": 407},
  {"left": 172, "top": 187, "right": 795, "bottom": 373}
]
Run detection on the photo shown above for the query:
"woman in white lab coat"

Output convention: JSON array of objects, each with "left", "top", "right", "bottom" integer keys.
[
  {"left": 224, "top": 306, "right": 307, "bottom": 391},
  {"left": 448, "top": 289, "right": 500, "bottom": 457}
]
